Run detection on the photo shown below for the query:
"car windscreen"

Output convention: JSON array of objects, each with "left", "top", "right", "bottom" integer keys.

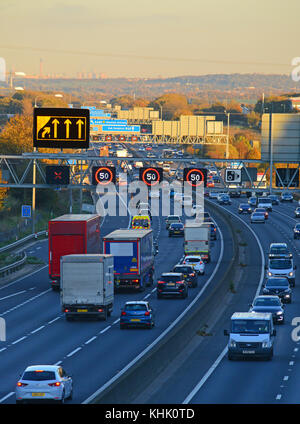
[
  {"left": 160, "top": 275, "right": 182, "bottom": 282},
  {"left": 240, "top": 204, "right": 249, "bottom": 208},
  {"left": 258, "top": 198, "right": 270, "bottom": 203},
  {"left": 125, "top": 304, "right": 147, "bottom": 311},
  {"left": 168, "top": 216, "right": 180, "bottom": 221},
  {"left": 231, "top": 319, "right": 270, "bottom": 334},
  {"left": 270, "top": 246, "right": 287, "bottom": 254},
  {"left": 253, "top": 298, "right": 280, "bottom": 306},
  {"left": 174, "top": 266, "right": 193, "bottom": 273},
  {"left": 185, "top": 257, "right": 201, "bottom": 263},
  {"left": 266, "top": 279, "right": 289, "bottom": 287},
  {"left": 269, "top": 259, "right": 292, "bottom": 269},
  {"left": 133, "top": 219, "right": 149, "bottom": 227},
  {"left": 22, "top": 371, "right": 56, "bottom": 381}
]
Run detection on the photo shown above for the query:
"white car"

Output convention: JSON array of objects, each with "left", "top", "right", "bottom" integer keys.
[
  {"left": 15, "top": 365, "right": 73, "bottom": 404},
  {"left": 182, "top": 255, "right": 205, "bottom": 275}
]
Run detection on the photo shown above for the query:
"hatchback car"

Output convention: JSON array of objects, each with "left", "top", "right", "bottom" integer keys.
[
  {"left": 269, "top": 243, "right": 292, "bottom": 259},
  {"left": 249, "top": 295, "right": 285, "bottom": 324},
  {"left": 254, "top": 208, "right": 269, "bottom": 219},
  {"left": 281, "top": 192, "right": 293, "bottom": 202},
  {"left": 238, "top": 203, "right": 252, "bottom": 214},
  {"left": 169, "top": 222, "right": 184, "bottom": 237},
  {"left": 295, "top": 207, "right": 300, "bottom": 218},
  {"left": 207, "top": 221, "right": 217, "bottom": 240},
  {"left": 15, "top": 365, "right": 73, "bottom": 404},
  {"left": 182, "top": 255, "right": 205, "bottom": 275},
  {"left": 165, "top": 215, "right": 181, "bottom": 229},
  {"left": 120, "top": 301, "right": 155, "bottom": 329},
  {"left": 251, "top": 212, "right": 265, "bottom": 223},
  {"left": 157, "top": 273, "right": 188, "bottom": 299},
  {"left": 294, "top": 223, "right": 300, "bottom": 239},
  {"left": 172, "top": 264, "right": 198, "bottom": 288},
  {"left": 262, "top": 278, "right": 292, "bottom": 303}
]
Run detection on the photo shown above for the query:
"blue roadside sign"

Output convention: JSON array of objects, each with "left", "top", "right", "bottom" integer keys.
[{"left": 22, "top": 205, "right": 31, "bottom": 218}]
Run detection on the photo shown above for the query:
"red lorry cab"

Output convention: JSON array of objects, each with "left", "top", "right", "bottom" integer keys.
[{"left": 48, "top": 214, "right": 101, "bottom": 290}]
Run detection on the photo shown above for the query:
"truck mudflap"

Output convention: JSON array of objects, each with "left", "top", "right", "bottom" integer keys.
[{"left": 50, "top": 279, "right": 60, "bottom": 291}]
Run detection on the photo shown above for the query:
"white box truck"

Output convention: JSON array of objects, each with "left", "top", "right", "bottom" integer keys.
[
  {"left": 184, "top": 222, "right": 211, "bottom": 263},
  {"left": 60, "top": 254, "right": 114, "bottom": 321}
]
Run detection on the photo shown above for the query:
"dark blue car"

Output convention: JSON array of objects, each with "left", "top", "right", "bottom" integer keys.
[{"left": 120, "top": 301, "right": 155, "bottom": 329}]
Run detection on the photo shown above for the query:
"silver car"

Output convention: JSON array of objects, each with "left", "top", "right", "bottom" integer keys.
[
  {"left": 251, "top": 212, "right": 265, "bottom": 223},
  {"left": 15, "top": 365, "right": 73, "bottom": 404}
]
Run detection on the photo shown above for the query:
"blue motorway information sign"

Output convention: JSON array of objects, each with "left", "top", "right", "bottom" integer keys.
[{"left": 22, "top": 205, "right": 31, "bottom": 218}]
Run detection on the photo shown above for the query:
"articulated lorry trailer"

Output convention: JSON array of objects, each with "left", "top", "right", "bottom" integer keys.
[
  {"left": 60, "top": 254, "right": 114, "bottom": 321},
  {"left": 48, "top": 214, "right": 101, "bottom": 290},
  {"left": 103, "top": 229, "right": 155, "bottom": 291}
]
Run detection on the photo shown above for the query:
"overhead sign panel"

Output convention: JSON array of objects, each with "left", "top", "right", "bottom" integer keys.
[
  {"left": 46, "top": 165, "right": 70, "bottom": 185},
  {"left": 33, "top": 108, "right": 89, "bottom": 149},
  {"left": 139, "top": 167, "right": 163, "bottom": 186},
  {"left": 90, "top": 119, "right": 127, "bottom": 126},
  {"left": 183, "top": 168, "right": 207, "bottom": 187},
  {"left": 275, "top": 168, "right": 299, "bottom": 188},
  {"left": 101, "top": 125, "right": 140, "bottom": 133}
]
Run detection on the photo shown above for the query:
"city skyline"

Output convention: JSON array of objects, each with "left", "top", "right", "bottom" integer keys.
[{"left": 0, "top": 0, "right": 299, "bottom": 78}]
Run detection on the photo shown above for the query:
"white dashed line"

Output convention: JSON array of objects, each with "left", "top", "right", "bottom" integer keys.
[
  {"left": 113, "top": 319, "right": 120, "bottom": 324},
  {"left": 289, "top": 361, "right": 294, "bottom": 366},
  {"left": 0, "top": 392, "right": 15, "bottom": 403},
  {"left": 67, "top": 347, "right": 82, "bottom": 357},
  {"left": 48, "top": 316, "right": 61, "bottom": 324},
  {"left": 100, "top": 326, "right": 111, "bottom": 334},
  {"left": 85, "top": 336, "right": 97, "bottom": 345},
  {"left": 30, "top": 325, "right": 45, "bottom": 334},
  {"left": 12, "top": 336, "right": 27, "bottom": 345},
  {"left": 283, "top": 376, "right": 289, "bottom": 381}
]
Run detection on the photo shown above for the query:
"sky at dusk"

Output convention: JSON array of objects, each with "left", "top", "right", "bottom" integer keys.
[{"left": 0, "top": 0, "right": 299, "bottom": 78}]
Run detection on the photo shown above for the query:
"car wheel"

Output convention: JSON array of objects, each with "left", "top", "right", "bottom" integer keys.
[
  {"left": 59, "top": 391, "right": 65, "bottom": 404},
  {"left": 228, "top": 353, "right": 234, "bottom": 361}
]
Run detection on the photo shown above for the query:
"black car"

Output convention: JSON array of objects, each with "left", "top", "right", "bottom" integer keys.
[
  {"left": 249, "top": 295, "right": 285, "bottom": 324},
  {"left": 229, "top": 191, "right": 241, "bottom": 198},
  {"left": 294, "top": 207, "right": 300, "bottom": 218},
  {"left": 262, "top": 278, "right": 292, "bottom": 303},
  {"left": 268, "top": 195, "right": 279, "bottom": 205},
  {"left": 172, "top": 264, "right": 197, "bottom": 288},
  {"left": 169, "top": 223, "right": 184, "bottom": 237},
  {"left": 218, "top": 194, "right": 232, "bottom": 205},
  {"left": 208, "top": 221, "right": 217, "bottom": 240},
  {"left": 238, "top": 203, "right": 252, "bottom": 214},
  {"left": 294, "top": 223, "right": 300, "bottom": 239},
  {"left": 157, "top": 273, "right": 188, "bottom": 299}
]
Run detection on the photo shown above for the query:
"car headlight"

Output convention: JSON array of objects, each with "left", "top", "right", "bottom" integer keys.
[
  {"left": 276, "top": 311, "right": 283, "bottom": 315},
  {"left": 289, "top": 272, "right": 293, "bottom": 277},
  {"left": 268, "top": 272, "right": 272, "bottom": 277},
  {"left": 262, "top": 340, "right": 269, "bottom": 348},
  {"left": 229, "top": 339, "right": 236, "bottom": 348}
]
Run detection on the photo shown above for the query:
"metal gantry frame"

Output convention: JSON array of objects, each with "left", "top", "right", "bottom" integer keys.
[{"left": 1, "top": 151, "right": 300, "bottom": 193}]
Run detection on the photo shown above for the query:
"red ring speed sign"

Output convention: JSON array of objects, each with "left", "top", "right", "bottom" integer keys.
[
  {"left": 186, "top": 168, "right": 205, "bottom": 187},
  {"left": 94, "top": 167, "right": 114, "bottom": 185},
  {"left": 141, "top": 168, "right": 161, "bottom": 186}
]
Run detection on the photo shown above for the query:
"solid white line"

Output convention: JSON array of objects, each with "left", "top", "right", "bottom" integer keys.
[
  {"left": 30, "top": 325, "right": 45, "bottom": 334},
  {"left": 82, "top": 215, "right": 225, "bottom": 404},
  {"left": 0, "top": 392, "right": 14, "bottom": 403},
  {"left": 67, "top": 347, "right": 82, "bottom": 357},
  {"left": 85, "top": 336, "right": 97, "bottom": 345},
  {"left": 12, "top": 336, "right": 27, "bottom": 345},
  {"left": 100, "top": 326, "right": 111, "bottom": 334}
]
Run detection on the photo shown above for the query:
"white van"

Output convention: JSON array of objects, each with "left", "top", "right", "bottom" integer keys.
[
  {"left": 224, "top": 312, "right": 276, "bottom": 360},
  {"left": 257, "top": 197, "right": 272, "bottom": 211}
]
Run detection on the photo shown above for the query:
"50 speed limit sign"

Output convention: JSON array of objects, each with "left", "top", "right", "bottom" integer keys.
[
  {"left": 92, "top": 166, "right": 116, "bottom": 185},
  {"left": 183, "top": 168, "right": 207, "bottom": 187},
  {"left": 139, "top": 167, "right": 163, "bottom": 186}
]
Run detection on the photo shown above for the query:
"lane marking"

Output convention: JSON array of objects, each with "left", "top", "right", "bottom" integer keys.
[
  {"left": 0, "top": 289, "right": 51, "bottom": 317},
  {"left": 0, "top": 265, "right": 48, "bottom": 291},
  {"left": 48, "top": 316, "right": 61, "bottom": 324},
  {"left": 0, "top": 392, "right": 14, "bottom": 403},
  {"left": 83, "top": 213, "right": 225, "bottom": 404},
  {"left": 30, "top": 325, "right": 45, "bottom": 334},
  {"left": 100, "top": 326, "right": 111, "bottom": 334},
  {"left": 276, "top": 394, "right": 282, "bottom": 400},
  {"left": 85, "top": 336, "right": 97, "bottom": 345},
  {"left": 0, "top": 290, "right": 27, "bottom": 301},
  {"left": 67, "top": 347, "right": 82, "bottom": 357},
  {"left": 12, "top": 336, "right": 27, "bottom": 345}
]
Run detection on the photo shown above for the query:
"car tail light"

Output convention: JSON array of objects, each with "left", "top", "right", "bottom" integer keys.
[
  {"left": 145, "top": 311, "right": 150, "bottom": 316},
  {"left": 190, "top": 273, "right": 195, "bottom": 277},
  {"left": 17, "top": 382, "right": 28, "bottom": 387},
  {"left": 157, "top": 280, "right": 165, "bottom": 284},
  {"left": 176, "top": 280, "right": 185, "bottom": 284},
  {"left": 132, "top": 279, "right": 139, "bottom": 283},
  {"left": 199, "top": 261, "right": 203, "bottom": 265},
  {"left": 64, "top": 309, "right": 69, "bottom": 313},
  {"left": 98, "top": 309, "right": 103, "bottom": 312},
  {"left": 48, "top": 382, "right": 61, "bottom": 387},
  {"left": 121, "top": 311, "right": 126, "bottom": 316}
]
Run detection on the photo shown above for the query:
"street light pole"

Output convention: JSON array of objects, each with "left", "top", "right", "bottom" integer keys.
[{"left": 226, "top": 112, "right": 230, "bottom": 159}]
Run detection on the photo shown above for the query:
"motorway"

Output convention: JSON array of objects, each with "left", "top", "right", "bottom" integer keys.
[
  {"left": 1, "top": 141, "right": 300, "bottom": 404},
  {"left": 136, "top": 196, "right": 300, "bottom": 404}
]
